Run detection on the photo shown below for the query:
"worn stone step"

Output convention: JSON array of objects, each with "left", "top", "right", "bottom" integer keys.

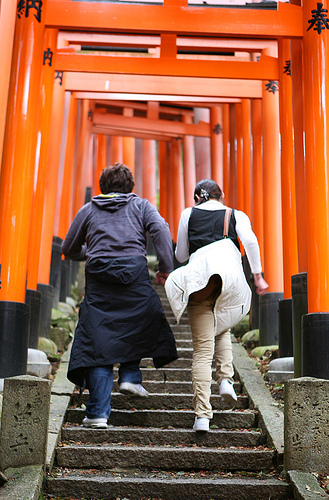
[
  {"left": 141, "top": 357, "right": 193, "bottom": 368},
  {"left": 61, "top": 425, "right": 266, "bottom": 448},
  {"left": 65, "top": 408, "right": 258, "bottom": 429},
  {"left": 55, "top": 444, "right": 275, "bottom": 472},
  {"left": 71, "top": 392, "right": 249, "bottom": 411},
  {"left": 126, "top": 367, "right": 237, "bottom": 382},
  {"left": 73, "top": 379, "right": 242, "bottom": 395},
  {"left": 174, "top": 339, "right": 193, "bottom": 348},
  {"left": 46, "top": 469, "right": 291, "bottom": 500}
]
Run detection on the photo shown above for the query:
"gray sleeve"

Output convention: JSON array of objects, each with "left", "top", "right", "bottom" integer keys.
[
  {"left": 61, "top": 205, "right": 90, "bottom": 261},
  {"left": 143, "top": 200, "right": 174, "bottom": 273}
]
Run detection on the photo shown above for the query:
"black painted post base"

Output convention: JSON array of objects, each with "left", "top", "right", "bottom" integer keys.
[
  {"left": 259, "top": 292, "right": 284, "bottom": 346},
  {"left": 25, "top": 288, "right": 42, "bottom": 349},
  {"left": 302, "top": 312, "right": 329, "bottom": 380},
  {"left": 49, "top": 236, "right": 63, "bottom": 310},
  {"left": 37, "top": 283, "right": 54, "bottom": 339},
  {"left": 278, "top": 298, "right": 293, "bottom": 357},
  {"left": 291, "top": 272, "right": 308, "bottom": 378},
  {"left": 0, "top": 301, "right": 29, "bottom": 378}
]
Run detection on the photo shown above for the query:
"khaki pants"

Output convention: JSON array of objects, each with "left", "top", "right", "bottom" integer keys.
[{"left": 187, "top": 297, "right": 234, "bottom": 419}]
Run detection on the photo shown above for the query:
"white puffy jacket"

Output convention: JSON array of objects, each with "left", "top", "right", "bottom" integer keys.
[{"left": 165, "top": 238, "right": 251, "bottom": 336}]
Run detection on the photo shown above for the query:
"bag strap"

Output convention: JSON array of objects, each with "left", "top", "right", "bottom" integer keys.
[{"left": 223, "top": 208, "right": 232, "bottom": 238}]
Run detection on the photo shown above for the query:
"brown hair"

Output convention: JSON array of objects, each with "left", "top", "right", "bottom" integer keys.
[
  {"left": 99, "top": 163, "right": 135, "bottom": 194},
  {"left": 194, "top": 179, "right": 223, "bottom": 205}
]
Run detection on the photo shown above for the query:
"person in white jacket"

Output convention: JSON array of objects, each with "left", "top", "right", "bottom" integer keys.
[{"left": 165, "top": 179, "right": 268, "bottom": 432}]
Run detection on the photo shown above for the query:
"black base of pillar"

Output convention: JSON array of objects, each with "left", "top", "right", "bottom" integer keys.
[
  {"left": 0, "top": 301, "right": 29, "bottom": 378},
  {"left": 259, "top": 292, "right": 284, "bottom": 346},
  {"left": 292, "top": 272, "right": 308, "bottom": 378},
  {"left": 278, "top": 298, "right": 293, "bottom": 357},
  {"left": 49, "top": 236, "right": 63, "bottom": 310},
  {"left": 59, "top": 257, "right": 70, "bottom": 302},
  {"left": 302, "top": 313, "right": 329, "bottom": 380},
  {"left": 25, "top": 289, "right": 42, "bottom": 349},
  {"left": 37, "top": 283, "right": 54, "bottom": 339}
]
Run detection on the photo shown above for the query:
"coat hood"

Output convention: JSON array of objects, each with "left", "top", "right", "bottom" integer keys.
[{"left": 92, "top": 192, "right": 138, "bottom": 212}]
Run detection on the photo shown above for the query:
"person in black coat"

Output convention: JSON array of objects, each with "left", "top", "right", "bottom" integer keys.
[{"left": 62, "top": 163, "right": 178, "bottom": 428}]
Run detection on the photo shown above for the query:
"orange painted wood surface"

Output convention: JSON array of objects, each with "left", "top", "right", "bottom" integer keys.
[
  {"left": 46, "top": 1, "right": 302, "bottom": 38},
  {"left": 278, "top": 39, "right": 299, "bottom": 299}
]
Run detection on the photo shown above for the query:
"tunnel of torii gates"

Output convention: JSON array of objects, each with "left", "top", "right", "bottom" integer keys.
[{"left": 0, "top": 0, "right": 329, "bottom": 382}]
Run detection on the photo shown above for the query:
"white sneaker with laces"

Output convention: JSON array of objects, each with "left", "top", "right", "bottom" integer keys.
[
  {"left": 82, "top": 417, "right": 108, "bottom": 429},
  {"left": 119, "top": 382, "right": 149, "bottom": 397},
  {"left": 192, "top": 416, "right": 210, "bottom": 432},
  {"left": 219, "top": 379, "right": 238, "bottom": 403}
]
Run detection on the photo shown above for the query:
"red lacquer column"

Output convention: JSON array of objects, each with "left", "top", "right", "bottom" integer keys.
[
  {"left": 262, "top": 49, "right": 284, "bottom": 293},
  {"left": 0, "top": 0, "right": 46, "bottom": 301},
  {"left": 194, "top": 107, "right": 211, "bottom": 181},
  {"left": 210, "top": 106, "right": 223, "bottom": 188},
  {"left": 278, "top": 39, "right": 299, "bottom": 298},
  {"left": 222, "top": 104, "right": 230, "bottom": 201},
  {"left": 171, "top": 138, "right": 184, "bottom": 241},
  {"left": 0, "top": 0, "right": 17, "bottom": 168},
  {"left": 182, "top": 114, "right": 196, "bottom": 207},
  {"left": 159, "top": 141, "right": 168, "bottom": 221},
  {"left": 251, "top": 99, "right": 264, "bottom": 264},
  {"left": 241, "top": 99, "right": 251, "bottom": 220},
  {"left": 235, "top": 103, "right": 243, "bottom": 211}
]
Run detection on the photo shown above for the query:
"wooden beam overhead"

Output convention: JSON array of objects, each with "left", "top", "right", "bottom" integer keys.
[
  {"left": 67, "top": 73, "right": 263, "bottom": 98},
  {"left": 74, "top": 92, "right": 242, "bottom": 104},
  {"left": 55, "top": 52, "right": 278, "bottom": 80},
  {"left": 59, "top": 31, "right": 277, "bottom": 53},
  {"left": 46, "top": 1, "right": 302, "bottom": 38},
  {"left": 93, "top": 111, "right": 211, "bottom": 137},
  {"left": 93, "top": 126, "right": 172, "bottom": 142}
]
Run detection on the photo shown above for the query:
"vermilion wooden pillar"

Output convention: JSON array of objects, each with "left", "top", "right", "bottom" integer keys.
[
  {"left": 0, "top": 0, "right": 46, "bottom": 378},
  {"left": 291, "top": 39, "right": 308, "bottom": 273},
  {"left": 251, "top": 99, "right": 264, "bottom": 264},
  {"left": 171, "top": 138, "right": 184, "bottom": 241},
  {"left": 194, "top": 107, "right": 211, "bottom": 181},
  {"left": 142, "top": 102, "right": 158, "bottom": 207},
  {"left": 134, "top": 138, "right": 143, "bottom": 197},
  {"left": 182, "top": 114, "right": 196, "bottom": 207},
  {"left": 57, "top": 95, "right": 78, "bottom": 240},
  {"left": 158, "top": 141, "right": 167, "bottom": 221},
  {"left": 94, "top": 134, "right": 107, "bottom": 196},
  {"left": 166, "top": 141, "right": 174, "bottom": 240},
  {"left": 123, "top": 108, "right": 135, "bottom": 175},
  {"left": 241, "top": 99, "right": 251, "bottom": 220},
  {"left": 72, "top": 99, "right": 91, "bottom": 220},
  {"left": 301, "top": 0, "right": 329, "bottom": 379},
  {"left": 278, "top": 39, "right": 299, "bottom": 298},
  {"left": 235, "top": 103, "right": 243, "bottom": 211},
  {"left": 210, "top": 106, "right": 223, "bottom": 188},
  {"left": 303, "top": 0, "right": 329, "bottom": 312},
  {"left": 0, "top": 0, "right": 16, "bottom": 169},
  {"left": 37, "top": 73, "right": 67, "bottom": 285},
  {"left": 27, "top": 29, "right": 58, "bottom": 291},
  {"left": 228, "top": 104, "right": 236, "bottom": 207},
  {"left": 111, "top": 136, "right": 123, "bottom": 164},
  {"left": 0, "top": 1, "right": 46, "bottom": 302},
  {"left": 262, "top": 49, "right": 283, "bottom": 293},
  {"left": 222, "top": 104, "right": 230, "bottom": 202}
]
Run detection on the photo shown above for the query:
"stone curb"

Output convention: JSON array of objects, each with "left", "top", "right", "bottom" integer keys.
[
  {"left": 232, "top": 342, "right": 285, "bottom": 464},
  {"left": 287, "top": 471, "right": 328, "bottom": 499},
  {"left": 0, "top": 465, "right": 44, "bottom": 500}
]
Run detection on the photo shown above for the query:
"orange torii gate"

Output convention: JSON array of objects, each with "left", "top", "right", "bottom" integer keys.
[{"left": 0, "top": 0, "right": 328, "bottom": 382}]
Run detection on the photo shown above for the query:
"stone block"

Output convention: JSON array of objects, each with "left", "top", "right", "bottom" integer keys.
[
  {"left": 284, "top": 377, "right": 329, "bottom": 474},
  {"left": 0, "top": 375, "right": 51, "bottom": 469}
]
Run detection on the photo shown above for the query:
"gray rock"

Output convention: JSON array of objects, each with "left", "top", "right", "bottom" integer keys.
[
  {"left": 0, "top": 375, "right": 51, "bottom": 469},
  {"left": 284, "top": 377, "right": 329, "bottom": 474}
]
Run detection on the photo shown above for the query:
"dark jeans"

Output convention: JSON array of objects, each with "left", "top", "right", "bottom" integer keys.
[{"left": 85, "top": 360, "right": 142, "bottom": 419}]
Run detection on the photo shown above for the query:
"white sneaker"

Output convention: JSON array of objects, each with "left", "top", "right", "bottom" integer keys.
[
  {"left": 119, "top": 382, "right": 149, "bottom": 397},
  {"left": 219, "top": 379, "right": 238, "bottom": 404},
  {"left": 82, "top": 417, "right": 108, "bottom": 429},
  {"left": 192, "top": 417, "right": 210, "bottom": 432}
]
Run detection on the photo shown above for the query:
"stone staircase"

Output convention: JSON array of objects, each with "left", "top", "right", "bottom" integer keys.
[{"left": 46, "top": 283, "right": 292, "bottom": 500}]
